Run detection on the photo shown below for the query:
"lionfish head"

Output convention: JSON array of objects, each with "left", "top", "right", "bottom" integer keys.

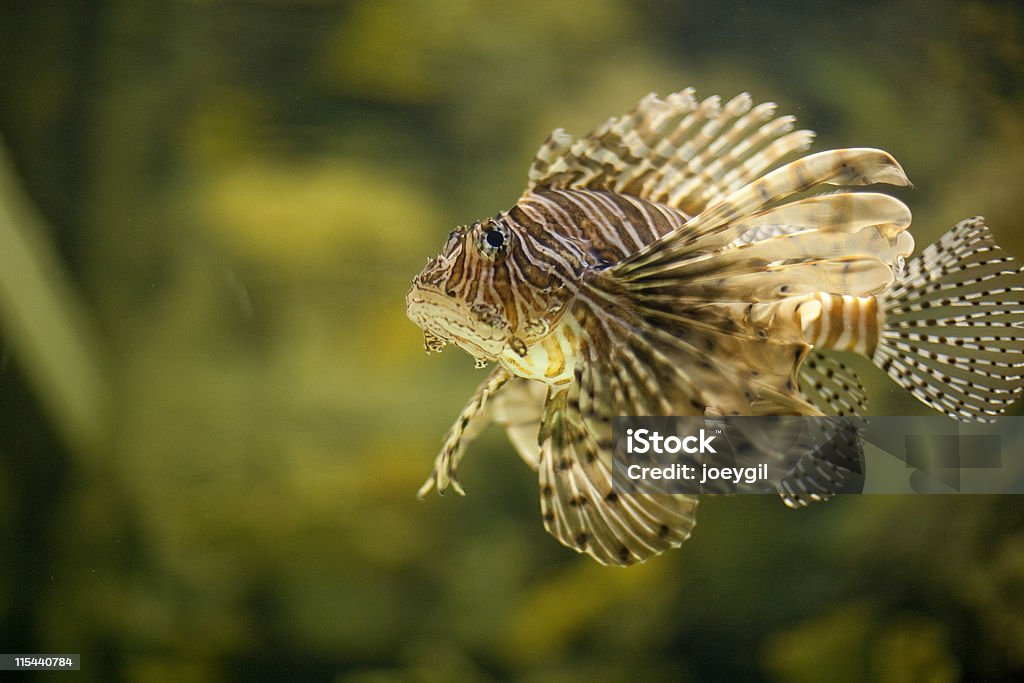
[{"left": 406, "top": 214, "right": 576, "bottom": 362}]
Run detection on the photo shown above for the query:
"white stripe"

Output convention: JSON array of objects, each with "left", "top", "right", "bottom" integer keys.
[
  {"left": 815, "top": 293, "right": 831, "bottom": 347},
  {"left": 833, "top": 295, "right": 855, "bottom": 351}
]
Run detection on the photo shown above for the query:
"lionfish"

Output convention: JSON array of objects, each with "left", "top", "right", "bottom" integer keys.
[{"left": 406, "top": 88, "right": 1024, "bottom": 565}]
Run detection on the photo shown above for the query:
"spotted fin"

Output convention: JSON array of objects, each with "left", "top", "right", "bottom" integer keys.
[
  {"left": 773, "top": 353, "right": 869, "bottom": 508},
  {"left": 417, "top": 368, "right": 511, "bottom": 498},
  {"left": 526, "top": 90, "right": 814, "bottom": 217},
  {"left": 535, "top": 280, "right": 837, "bottom": 562},
  {"left": 874, "top": 218, "right": 1024, "bottom": 420},
  {"left": 417, "top": 366, "right": 548, "bottom": 498},
  {"left": 538, "top": 377, "right": 699, "bottom": 566},
  {"left": 774, "top": 417, "right": 865, "bottom": 508},
  {"left": 799, "top": 351, "right": 869, "bottom": 417}
]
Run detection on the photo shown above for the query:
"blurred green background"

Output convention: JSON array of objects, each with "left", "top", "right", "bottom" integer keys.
[{"left": 1, "top": 0, "right": 1023, "bottom": 680}]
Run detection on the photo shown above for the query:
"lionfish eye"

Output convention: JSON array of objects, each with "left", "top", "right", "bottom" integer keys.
[
  {"left": 477, "top": 219, "right": 511, "bottom": 257},
  {"left": 485, "top": 229, "right": 505, "bottom": 248}
]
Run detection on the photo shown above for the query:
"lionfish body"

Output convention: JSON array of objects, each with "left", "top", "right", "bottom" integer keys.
[{"left": 406, "top": 89, "right": 1024, "bottom": 565}]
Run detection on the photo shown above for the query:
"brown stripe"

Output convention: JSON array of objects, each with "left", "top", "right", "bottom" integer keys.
[
  {"left": 824, "top": 295, "right": 845, "bottom": 348},
  {"left": 863, "top": 296, "right": 880, "bottom": 357}
]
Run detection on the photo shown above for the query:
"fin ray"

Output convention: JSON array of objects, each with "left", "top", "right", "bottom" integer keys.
[
  {"left": 417, "top": 368, "right": 512, "bottom": 498},
  {"left": 616, "top": 148, "right": 913, "bottom": 277},
  {"left": 799, "top": 351, "right": 869, "bottom": 416},
  {"left": 874, "top": 218, "right": 1024, "bottom": 420},
  {"left": 526, "top": 89, "right": 814, "bottom": 218},
  {"left": 538, "top": 385, "right": 699, "bottom": 565}
]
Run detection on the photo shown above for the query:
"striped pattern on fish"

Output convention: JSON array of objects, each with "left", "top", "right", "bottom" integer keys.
[
  {"left": 799, "top": 293, "right": 882, "bottom": 356},
  {"left": 407, "top": 88, "right": 1024, "bottom": 565}
]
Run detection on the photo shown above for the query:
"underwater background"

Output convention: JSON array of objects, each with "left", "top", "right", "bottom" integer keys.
[{"left": 1, "top": 1, "right": 1023, "bottom": 680}]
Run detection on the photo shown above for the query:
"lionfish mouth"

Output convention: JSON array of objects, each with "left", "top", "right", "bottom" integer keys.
[{"left": 405, "top": 284, "right": 503, "bottom": 360}]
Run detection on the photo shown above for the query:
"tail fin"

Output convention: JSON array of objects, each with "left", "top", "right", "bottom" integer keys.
[{"left": 873, "top": 218, "right": 1024, "bottom": 420}]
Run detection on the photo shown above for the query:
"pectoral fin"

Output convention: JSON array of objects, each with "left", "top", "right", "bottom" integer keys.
[{"left": 537, "top": 383, "right": 699, "bottom": 566}]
